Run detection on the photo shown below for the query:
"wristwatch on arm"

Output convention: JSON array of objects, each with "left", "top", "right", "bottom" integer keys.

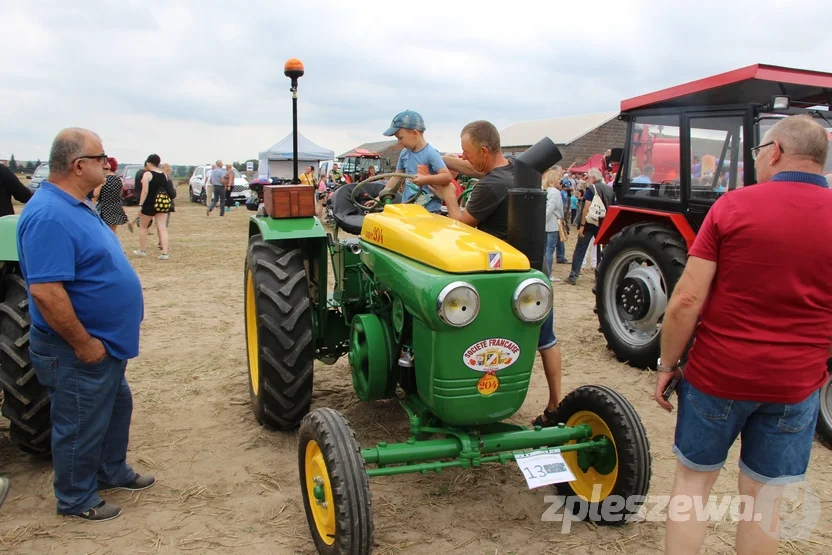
[{"left": 657, "top": 358, "right": 680, "bottom": 373}]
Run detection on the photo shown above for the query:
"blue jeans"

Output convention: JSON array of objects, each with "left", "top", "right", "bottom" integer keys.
[
  {"left": 673, "top": 379, "right": 819, "bottom": 484},
  {"left": 29, "top": 325, "right": 137, "bottom": 514},
  {"left": 209, "top": 185, "right": 226, "bottom": 215},
  {"left": 568, "top": 224, "right": 598, "bottom": 280},
  {"left": 545, "top": 231, "right": 559, "bottom": 274}
]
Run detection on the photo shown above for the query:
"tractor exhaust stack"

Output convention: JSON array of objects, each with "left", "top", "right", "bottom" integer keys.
[{"left": 507, "top": 137, "right": 562, "bottom": 273}]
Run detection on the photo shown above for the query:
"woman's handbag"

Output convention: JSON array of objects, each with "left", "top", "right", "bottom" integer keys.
[
  {"left": 585, "top": 184, "right": 607, "bottom": 226},
  {"left": 154, "top": 189, "right": 172, "bottom": 213}
]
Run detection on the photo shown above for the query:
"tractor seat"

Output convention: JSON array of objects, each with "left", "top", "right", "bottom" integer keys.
[{"left": 330, "top": 180, "right": 401, "bottom": 235}]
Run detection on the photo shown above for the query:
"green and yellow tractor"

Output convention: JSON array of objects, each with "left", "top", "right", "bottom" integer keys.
[
  {"left": 243, "top": 59, "right": 652, "bottom": 554},
  {"left": 0, "top": 214, "right": 52, "bottom": 456}
]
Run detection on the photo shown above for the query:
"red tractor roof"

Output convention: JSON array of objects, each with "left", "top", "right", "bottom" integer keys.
[
  {"left": 345, "top": 148, "right": 380, "bottom": 158},
  {"left": 621, "top": 64, "right": 832, "bottom": 112}
]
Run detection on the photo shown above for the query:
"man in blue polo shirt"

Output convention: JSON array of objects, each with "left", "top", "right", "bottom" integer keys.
[{"left": 16, "top": 127, "right": 152, "bottom": 522}]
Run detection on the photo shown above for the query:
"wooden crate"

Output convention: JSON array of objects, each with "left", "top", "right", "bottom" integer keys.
[{"left": 262, "top": 185, "right": 316, "bottom": 218}]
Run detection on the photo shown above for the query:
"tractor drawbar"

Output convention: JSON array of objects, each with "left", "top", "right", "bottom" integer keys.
[{"left": 507, "top": 137, "right": 562, "bottom": 272}]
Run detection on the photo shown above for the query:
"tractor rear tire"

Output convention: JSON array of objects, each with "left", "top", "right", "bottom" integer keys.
[
  {"left": 0, "top": 267, "right": 52, "bottom": 455},
  {"left": 298, "top": 408, "right": 373, "bottom": 555},
  {"left": 554, "top": 384, "right": 651, "bottom": 526},
  {"left": 596, "top": 223, "right": 687, "bottom": 370},
  {"left": 816, "top": 361, "right": 832, "bottom": 448},
  {"left": 245, "top": 234, "right": 314, "bottom": 431}
]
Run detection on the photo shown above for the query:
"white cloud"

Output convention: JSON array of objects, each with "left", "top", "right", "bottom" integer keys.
[{"left": 1, "top": 0, "right": 831, "bottom": 165}]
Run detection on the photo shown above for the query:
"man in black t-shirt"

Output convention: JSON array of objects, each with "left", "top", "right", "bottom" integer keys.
[
  {"left": 438, "top": 120, "right": 565, "bottom": 428},
  {"left": 0, "top": 163, "right": 33, "bottom": 217}
]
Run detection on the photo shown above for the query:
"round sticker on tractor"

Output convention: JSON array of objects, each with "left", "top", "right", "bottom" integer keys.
[
  {"left": 477, "top": 373, "right": 499, "bottom": 396},
  {"left": 463, "top": 338, "right": 520, "bottom": 372}
]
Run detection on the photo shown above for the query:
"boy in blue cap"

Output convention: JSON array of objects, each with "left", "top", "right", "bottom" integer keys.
[{"left": 375, "top": 110, "right": 451, "bottom": 212}]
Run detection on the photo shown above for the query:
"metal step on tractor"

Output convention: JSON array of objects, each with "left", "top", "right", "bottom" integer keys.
[
  {"left": 591, "top": 63, "right": 832, "bottom": 446},
  {"left": 243, "top": 59, "right": 653, "bottom": 554}
]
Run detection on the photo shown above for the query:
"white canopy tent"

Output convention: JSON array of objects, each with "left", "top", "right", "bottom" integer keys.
[{"left": 257, "top": 133, "right": 334, "bottom": 180}]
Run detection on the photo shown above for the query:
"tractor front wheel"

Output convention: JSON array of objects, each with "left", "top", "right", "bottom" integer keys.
[
  {"left": 244, "top": 234, "right": 314, "bottom": 430},
  {"left": 817, "top": 361, "right": 832, "bottom": 448},
  {"left": 595, "top": 223, "right": 687, "bottom": 369},
  {"left": 298, "top": 408, "right": 373, "bottom": 555},
  {"left": 554, "top": 384, "right": 651, "bottom": 526},
  {"left": 0, "top": 267, "right": 52, "bottom": 455}
]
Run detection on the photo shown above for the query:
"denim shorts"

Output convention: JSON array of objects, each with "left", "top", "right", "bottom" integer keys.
[
  {"left": 537, "top": 307, "right": 558, "bottom": 350},
  {"left": 672, "top": 379, "right": 820, "bottom": 484}
]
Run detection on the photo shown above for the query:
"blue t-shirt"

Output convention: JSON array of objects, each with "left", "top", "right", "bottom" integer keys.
[
  {"left": 396, "top": 143, "right": 446, "bottom": 213},
  {"left": 570, "top": 195, "right": 578, "bottom": 210},
  {"left": 16, "top": 182, "right": 144, "bottom": 360}
]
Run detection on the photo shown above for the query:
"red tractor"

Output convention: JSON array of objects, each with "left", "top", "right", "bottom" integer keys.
[
  {"left": 593, "top": 64, "right": 832, "bottom": 444},
  {"left": 340, "top": 149, "right": 389, "bottom": 183}
]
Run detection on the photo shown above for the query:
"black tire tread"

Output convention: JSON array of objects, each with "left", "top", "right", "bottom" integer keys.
[
  {"left": 554, "top": 384, "right": 652, "bottom": 526},
  {"left": 246, "top": 235, "right": 314, "bottom": 430},
  {"left": 298, "top": 408, "right": 373, "bottom": 555},
  {"left": 816, "top": 366, "right": 832, "bottom": 448},
  {"left": 0, "top": 269, "right": 52, "bottom": 455},
  {"left": 595, "top": 223, "right": 688, "bottom": 370}
]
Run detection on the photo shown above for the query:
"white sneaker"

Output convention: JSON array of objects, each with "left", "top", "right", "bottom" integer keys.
[
  {"left": 158, "top": 253, "right": 169, "bottom": 260},
  {"left": 133, "top": 250, "right": 147, "bottom": 256}
]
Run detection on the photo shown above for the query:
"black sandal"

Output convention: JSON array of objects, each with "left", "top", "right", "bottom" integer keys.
[{"left": 531, "top": 407, "right": 558, "bottom": 428}]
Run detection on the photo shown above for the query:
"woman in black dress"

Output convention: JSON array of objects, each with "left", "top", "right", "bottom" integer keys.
[
  {"left": 134, "top": 154, "right": 171, "bottom": 260},
  {"left": 94, "top": 157, "right": 132, "bottom": 233}
]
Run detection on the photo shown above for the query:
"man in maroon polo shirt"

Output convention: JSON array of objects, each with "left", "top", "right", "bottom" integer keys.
[{"left": 654, "top": 114, "right": 832, "bottom": 555}]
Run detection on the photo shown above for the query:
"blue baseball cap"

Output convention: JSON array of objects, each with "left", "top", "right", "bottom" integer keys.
[{"left": 383, "top": 110, "right": 426, "bottom": 136}]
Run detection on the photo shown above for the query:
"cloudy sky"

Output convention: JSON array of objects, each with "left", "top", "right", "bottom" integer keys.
[{"left": 2, "top": 0, "right": 831, "bottom": 166}]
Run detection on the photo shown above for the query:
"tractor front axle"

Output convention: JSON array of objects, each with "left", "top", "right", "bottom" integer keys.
[{"left": 360, "top": 423, "right": 614, "bottom": 477}]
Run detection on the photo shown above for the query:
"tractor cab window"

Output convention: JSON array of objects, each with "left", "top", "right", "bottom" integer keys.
[
  {"left": 689, "top": 115, "right": 745, "bottom": 202},
  {"left": 342, "top": 158, "right": 357, "bottom": 176},
  {"left": 623, "top": 115, "right": 681, "bottom": 201}
]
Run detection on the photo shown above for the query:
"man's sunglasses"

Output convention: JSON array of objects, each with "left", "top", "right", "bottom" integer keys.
[{"left": 73, "top": 153, "right": 108, "bottom": 163}]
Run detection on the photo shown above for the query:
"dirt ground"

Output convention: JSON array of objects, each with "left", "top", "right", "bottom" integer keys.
[{"left": 0, "top": 190, "right": 830, "bottom": 554}]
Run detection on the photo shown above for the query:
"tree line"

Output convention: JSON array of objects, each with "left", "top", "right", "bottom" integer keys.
[{"left": 5, "top": 155, "right": 259, "bottom": 178}]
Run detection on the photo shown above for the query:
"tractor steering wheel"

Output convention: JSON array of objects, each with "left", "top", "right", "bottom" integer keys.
[{"left": 349, "top": 173, "right": 419, "bottom": 213}]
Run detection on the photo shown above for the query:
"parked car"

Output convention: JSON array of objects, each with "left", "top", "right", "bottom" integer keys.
[
  {"left": 119, "top": 164, "right": 145, "bottom": 205},
  {"left": 188, "top": 165, "right": 250, "bottom": 205},
  {"left": 26, "top": 163, "right": 49, "bottom": 193}
]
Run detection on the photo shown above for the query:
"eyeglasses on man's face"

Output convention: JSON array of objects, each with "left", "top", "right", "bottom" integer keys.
[{"left": 750, "top": 142, "right": 784, "bottom": 160}]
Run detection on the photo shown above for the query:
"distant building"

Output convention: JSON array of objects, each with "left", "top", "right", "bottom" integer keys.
[
  {"left": 337, "top": 140, "right": 402, "bottom": 170},
  {"left": 500, "top": 111, "right": 627, "bottom": 168}
]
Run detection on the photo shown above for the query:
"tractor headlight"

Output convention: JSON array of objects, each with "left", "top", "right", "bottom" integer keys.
[
  {"left": 437, "top": 282, "right": 479, "bottom": 327},
  {"left": 513, "top": 278, "right": 552, "bottom": 323}
]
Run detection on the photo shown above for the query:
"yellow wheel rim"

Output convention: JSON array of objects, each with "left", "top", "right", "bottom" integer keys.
[
  {"left": 245, "top": 270, "right": 259, "bottom": 396},
  {"left": 564, "top": 410, "right": 618, "bottom": 501},
  {"left": 305, "top": 440, "right": 336, "bottom": 545}
]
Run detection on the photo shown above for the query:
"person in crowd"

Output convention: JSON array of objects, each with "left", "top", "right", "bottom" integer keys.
[
  {"left": 300, "top": 165, "right": 316, "bottom": 186},
  {"left": 0, "top": 161, "right": 33, "bottom": 217},
  {"left": 16, "top": 127, "right": 153, "bottom": 522},
  {"left": 134, "top": 154, "right": 170, "bottom": 259},
  {"left": 566, "top": 168, "right": 614, "bottom": 285},
  {"left": 542, "top": 167, "right": 565, "bottom": 279},
  {"left": 160, "top": 162, "right": 176, "bottom": 233},
  {"left": 328, "top": 163, "right": 343, "bottom": 183},
  {"left": 93, "top": 157, "right": 132, "bottom": 233},
  {"left": 224, "top": 163, "right": 235, "bottom": 208},
  {"left": 206, "top": 160, "right": 227, "bottom": 216},
  {"left": 569, "top": 186, "right": 580, "bottom": 228},
  {"left": 655, "top": 115, "right": 832, "bottom": 555},
  {"left": 438, "top": 120, "right": 563, "bottom": 427},
  {"left": 372, "top": 110, "right": 452, "bottom": 213}
]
